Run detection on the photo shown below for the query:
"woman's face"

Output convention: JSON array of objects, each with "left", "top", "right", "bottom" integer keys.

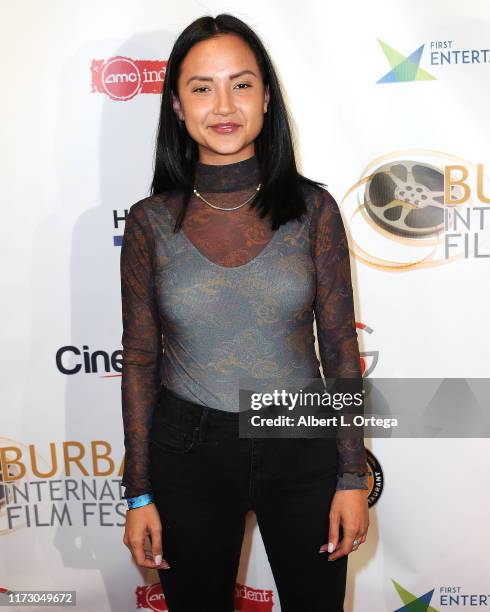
[{"left": 173, "top": 33, "right": 270, "bottom": 164}]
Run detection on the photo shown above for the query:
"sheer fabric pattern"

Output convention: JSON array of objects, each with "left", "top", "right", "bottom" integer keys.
[{"left": 120, "top": 154, "right": 368, "bottom": 499}]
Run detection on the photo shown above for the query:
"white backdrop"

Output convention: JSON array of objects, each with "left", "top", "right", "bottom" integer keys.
[{"left": 2, "top": 0, "right": 490, "bottom": 610}]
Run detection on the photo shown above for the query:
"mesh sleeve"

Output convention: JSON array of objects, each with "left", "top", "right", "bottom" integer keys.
[
  {"left": 119, "top": 203, "right": 163, "bottom": 499},
  {"left": 309, "top": 187, "right": 368, "bottom": 491}
]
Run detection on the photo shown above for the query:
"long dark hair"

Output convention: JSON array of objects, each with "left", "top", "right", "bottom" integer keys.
[{"left": 150, "top": 13, "right": 326, "bottom": 231}]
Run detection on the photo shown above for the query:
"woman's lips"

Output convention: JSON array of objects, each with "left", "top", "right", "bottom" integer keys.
[{"left": 209, "top": 124, "right": 240, "bottom": 134}]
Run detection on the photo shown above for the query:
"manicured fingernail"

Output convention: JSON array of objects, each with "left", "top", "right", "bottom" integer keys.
[
  {"left": 154, "top": 554, "right": 162, "bottom": 565},
  {"left": 319, "top": 548, "right": 326, "bottom": 553},
  {"left": 327, "top": 542, "right": 334, "bottom": 553}
]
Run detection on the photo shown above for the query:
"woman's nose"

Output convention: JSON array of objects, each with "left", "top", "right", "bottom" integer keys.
[{"left": 214, "top": 87, "right": 235, "bottom": 115}]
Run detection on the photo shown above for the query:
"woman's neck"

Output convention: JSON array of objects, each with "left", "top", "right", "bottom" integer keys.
[{"left": 193, "top": 154, "right": 260, "bottom": 193}]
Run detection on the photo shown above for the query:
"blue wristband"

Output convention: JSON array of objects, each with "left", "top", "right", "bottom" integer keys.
[{"left": 126, "top": 493, "right": 154, "bottom": 510}]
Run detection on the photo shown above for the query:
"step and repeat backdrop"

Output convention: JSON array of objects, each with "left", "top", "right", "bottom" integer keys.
[{"left": 2, "top": 0, "right": 489, "bottom": 610}]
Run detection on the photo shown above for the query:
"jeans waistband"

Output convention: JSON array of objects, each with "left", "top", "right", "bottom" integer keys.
[{"left": 157, "top": 384, "right": 241, "bottom": 437}]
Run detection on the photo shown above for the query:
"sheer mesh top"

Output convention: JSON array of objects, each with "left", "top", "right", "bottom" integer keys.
[{"left": 120, "top": 154, "right": 368, "bottom": 499}]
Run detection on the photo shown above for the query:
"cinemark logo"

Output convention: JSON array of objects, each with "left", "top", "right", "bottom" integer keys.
[{"left": 91, "top": 56, "right": 167, "bottom": 101}]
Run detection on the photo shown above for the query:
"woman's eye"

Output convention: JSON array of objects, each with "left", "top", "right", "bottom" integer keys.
[{"left": 192, "top": 83, "right": 251, "bottom": 93}]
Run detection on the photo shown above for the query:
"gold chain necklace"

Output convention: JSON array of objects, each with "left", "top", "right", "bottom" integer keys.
[{"left": 193, "top": 183, "right": 261, "bottom": 211}]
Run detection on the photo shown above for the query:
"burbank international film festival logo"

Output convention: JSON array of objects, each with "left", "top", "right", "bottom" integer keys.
[
  {"left": 340, "top": 152, "right": 490, "bottom": 271},
  {"left": 0, "top": 437, "right": 127, "bottom": 532}
]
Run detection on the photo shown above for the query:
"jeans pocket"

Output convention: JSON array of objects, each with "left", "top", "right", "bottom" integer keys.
[{"left": 150, "top": 421, "right": 199, "bottom": 454}]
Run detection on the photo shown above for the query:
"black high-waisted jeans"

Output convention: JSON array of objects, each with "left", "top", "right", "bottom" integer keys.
[{"left": 149, "top": 384, "right": 347, "bottom": 612}]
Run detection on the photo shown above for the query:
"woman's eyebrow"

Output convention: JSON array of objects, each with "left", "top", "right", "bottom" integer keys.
[{"left": 185, "top": 69, "right": 257, "bottom": 86}]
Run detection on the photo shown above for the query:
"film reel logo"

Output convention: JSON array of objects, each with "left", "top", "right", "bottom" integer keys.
[
  {"left": 343, "top": 151, "right": 487, "bottom": 270},
  {"left": 365, "top": 161, "right": 448, "bottom": 238}
]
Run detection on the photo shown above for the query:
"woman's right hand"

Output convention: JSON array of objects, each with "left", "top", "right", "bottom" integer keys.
[{"left": 123, "top": 503, "right": 170, "bottom": 569}]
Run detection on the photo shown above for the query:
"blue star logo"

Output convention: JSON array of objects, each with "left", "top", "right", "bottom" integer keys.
[{"left": 376, "top": 39, "right": 436, "bottom": 83}]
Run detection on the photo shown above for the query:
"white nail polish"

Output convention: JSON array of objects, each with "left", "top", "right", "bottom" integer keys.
[
  {"left": 327, "top": 542, "right": 334, "bottom": 553},
  {"left": 154, "top": 554, "right": 162, "bottom": 565}
]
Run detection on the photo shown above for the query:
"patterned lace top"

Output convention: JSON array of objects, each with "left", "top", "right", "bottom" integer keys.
[{"left": 120, "top": 153, "right": 368, "bottom": 499}]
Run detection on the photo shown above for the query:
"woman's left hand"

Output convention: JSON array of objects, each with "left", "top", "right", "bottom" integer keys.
[{"left": 319, "top": 489, "right": 369, "bottom": 561}]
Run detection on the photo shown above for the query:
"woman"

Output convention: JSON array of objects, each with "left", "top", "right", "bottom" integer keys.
[{"left": 120, "top": 13, "right": 369, "bottom": 612}]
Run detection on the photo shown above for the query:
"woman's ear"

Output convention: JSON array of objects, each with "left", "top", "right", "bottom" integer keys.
[
  {"left": 172, "top": 92, "right": 184, "bottom": 121},
  {"left": 264, "top": 85, "right": 270, "bottom": 113}
]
